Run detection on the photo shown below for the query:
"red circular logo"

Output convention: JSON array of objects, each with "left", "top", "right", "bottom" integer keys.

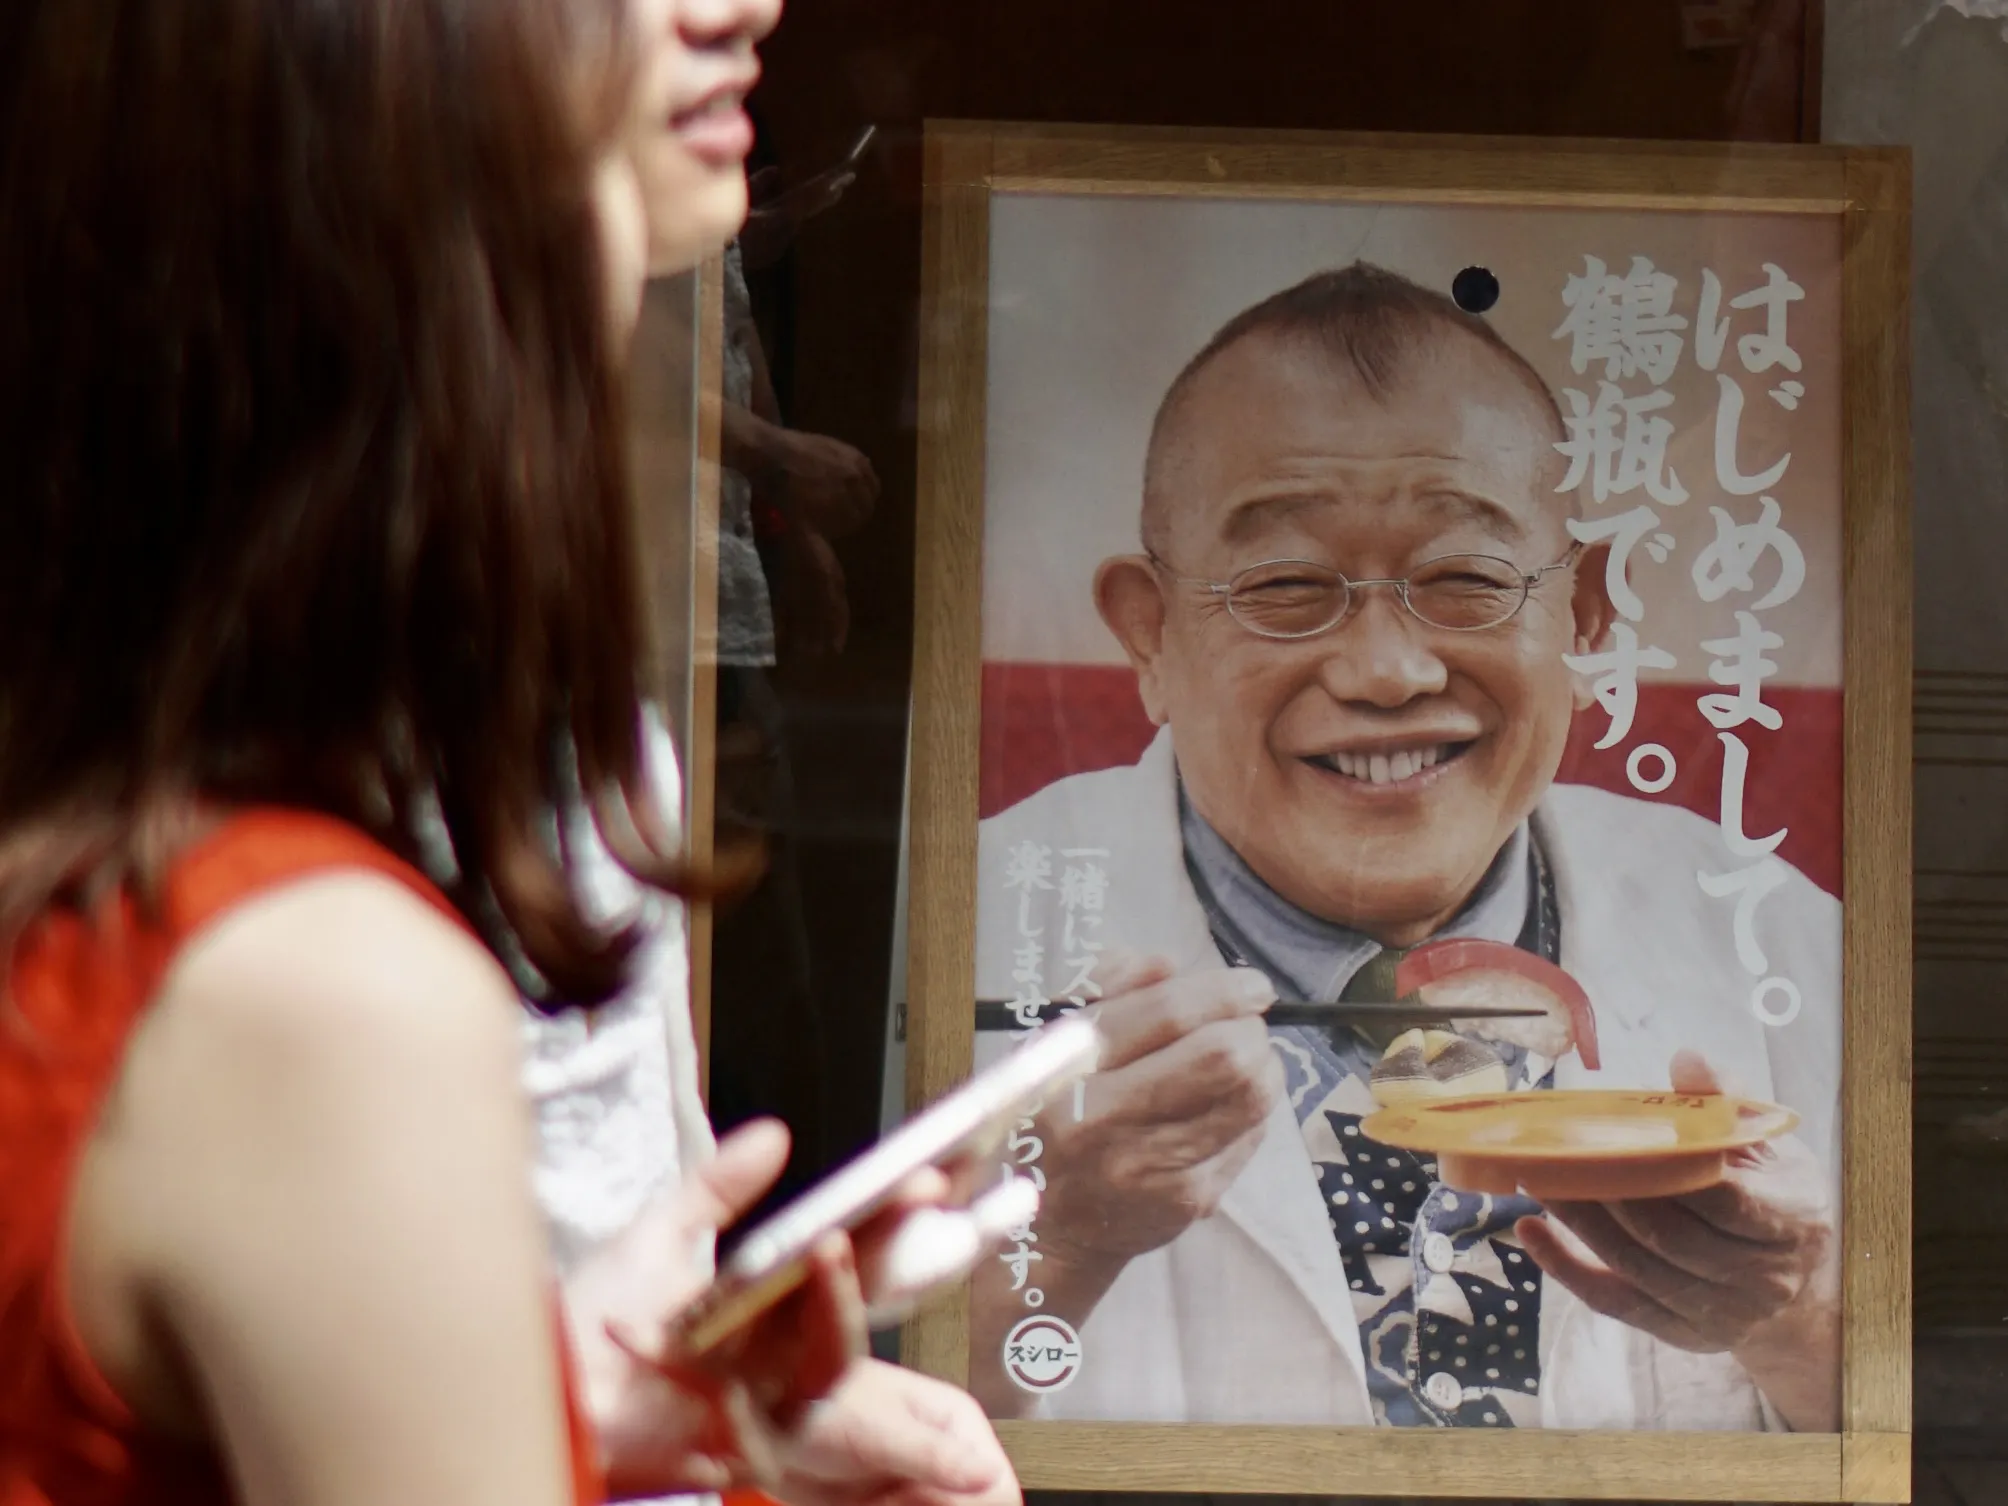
[{"left": 1003, "top": 1315, "right": 1083, "bottom": 1393}]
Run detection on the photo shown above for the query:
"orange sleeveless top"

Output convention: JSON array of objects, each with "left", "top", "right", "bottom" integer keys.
[{"left": 0, "top": 810, "right": 605, "bottom": 1506}]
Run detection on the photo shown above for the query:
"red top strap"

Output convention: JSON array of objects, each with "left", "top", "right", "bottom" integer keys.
[{"left": 161, "top": 808, "right": 469, "bottom": 938}]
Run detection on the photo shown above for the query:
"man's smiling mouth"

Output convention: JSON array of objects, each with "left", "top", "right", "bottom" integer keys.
[{"left": 1302, "top": 740, "right": 1477, "bottom": 787}]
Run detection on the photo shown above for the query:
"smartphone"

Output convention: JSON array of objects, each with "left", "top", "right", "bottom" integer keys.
[{"left": 667, "top": 1013, "right": 1099, "bottom": 1358}]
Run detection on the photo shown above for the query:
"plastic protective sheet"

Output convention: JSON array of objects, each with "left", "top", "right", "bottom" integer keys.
[{"left": 668, "top": 1, "right": 1995, "bottom": 1498}]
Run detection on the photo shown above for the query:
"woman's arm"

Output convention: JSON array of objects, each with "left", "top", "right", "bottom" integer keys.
[{"left": 67, "top": 872, "right": 594, "bottom": 1506}]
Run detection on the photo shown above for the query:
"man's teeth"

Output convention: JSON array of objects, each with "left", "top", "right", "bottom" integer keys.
[{"left": 1325, "top": 744, "right": 1451, "bottom": 785}]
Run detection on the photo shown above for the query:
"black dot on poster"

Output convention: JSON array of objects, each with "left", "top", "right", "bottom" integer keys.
[{"left": 1452, "top": 266, "right": 1500, "bottom": 314}]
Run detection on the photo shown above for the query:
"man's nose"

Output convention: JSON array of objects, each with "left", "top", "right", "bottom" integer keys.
[
  {"left": 680, "top": 0, "right": 782, "bottom": 47},
  {"left": 1313, "top": 588, "right": 1450, "bottom": 707}
]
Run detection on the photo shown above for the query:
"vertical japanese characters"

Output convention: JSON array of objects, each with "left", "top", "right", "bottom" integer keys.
[
  {"left": 999, "top": 840, "right": 1112, "bottom": 1308},
  {"left": 1552, "top": 255, "right": 1809, "bottom": 1030}
]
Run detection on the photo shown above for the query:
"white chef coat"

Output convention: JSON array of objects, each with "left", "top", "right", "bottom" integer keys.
[{"left": 974, "top": 729, "right": 1839, "bottom": 1432}]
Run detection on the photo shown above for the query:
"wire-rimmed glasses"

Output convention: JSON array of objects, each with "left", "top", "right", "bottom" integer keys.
[{"left": 1146, "top": 543, "right": 1582, "bottom": 640}]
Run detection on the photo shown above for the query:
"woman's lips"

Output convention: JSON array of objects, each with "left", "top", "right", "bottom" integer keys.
[
  {"left": 1301, "top": 739, "right": 1477, "bottom": 790},
  {"left": 671, "top": 95, "right": 754, "bottom": 168}
]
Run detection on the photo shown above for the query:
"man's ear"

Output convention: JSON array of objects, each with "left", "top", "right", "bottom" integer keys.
[
  {"left": 1568, "top": 542, "right": 1618, "bottom": 712},
  {"left": 1095, "top": 554, "right": 1173, "bottom": 727}
]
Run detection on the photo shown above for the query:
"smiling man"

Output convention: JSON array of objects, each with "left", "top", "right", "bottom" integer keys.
[{"left": 969, "top": 265, "right": 1841, "bottom": 1434}]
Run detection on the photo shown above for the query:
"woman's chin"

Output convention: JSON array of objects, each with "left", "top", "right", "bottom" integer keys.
[{"left": 646, "top": 178, "right": 750, "bottom": 277}]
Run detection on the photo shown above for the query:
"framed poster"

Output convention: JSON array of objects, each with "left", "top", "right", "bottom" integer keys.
[{"left": 905, "top": 124, "right": 1910, "bottom": 1502}]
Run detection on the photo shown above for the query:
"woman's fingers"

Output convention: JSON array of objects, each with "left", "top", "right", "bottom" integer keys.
[
  {"left": 760, "top": 1231, "right": 869, "bottom": 1417},
  {"left": 798, "top": 1360, "right": 1009, "bottom": 1496},
  {"left": 677, "top": 1119, "right": 792, "bottom": 1239},
  {"left": 887, "top": 1166, "right": 954, "bottom": 1209}
]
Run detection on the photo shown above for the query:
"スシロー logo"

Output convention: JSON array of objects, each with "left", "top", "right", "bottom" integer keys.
[{"left": 1003, "top": 1315, "right": 1083, "bottom": 1394}]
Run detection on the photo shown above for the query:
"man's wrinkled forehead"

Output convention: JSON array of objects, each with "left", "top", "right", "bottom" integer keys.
[{"left": 1142, "top": 325, "right": 1572, "bottom": 551}]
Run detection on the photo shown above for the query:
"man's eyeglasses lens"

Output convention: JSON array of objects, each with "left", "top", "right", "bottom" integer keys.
[{"left": 1226, "top": 555, "right": 1532, "bottom": 638}]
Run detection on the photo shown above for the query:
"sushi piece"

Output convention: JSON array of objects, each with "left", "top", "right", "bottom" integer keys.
[
  {"left": 1394, "top": 939, "right": 1600, "bottom": 1071},
  {"left": 1368, "top": 1028, "right": 1510, "bottom": 1107}
]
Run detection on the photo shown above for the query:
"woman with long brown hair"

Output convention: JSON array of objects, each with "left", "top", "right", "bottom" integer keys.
[{"left": 0, "top": 2, "right": 1013, "bottom": 1504}]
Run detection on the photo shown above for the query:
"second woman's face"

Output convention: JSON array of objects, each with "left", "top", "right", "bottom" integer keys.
[{"left": 601, "top": 0, "right": 779, "bottom": 314}]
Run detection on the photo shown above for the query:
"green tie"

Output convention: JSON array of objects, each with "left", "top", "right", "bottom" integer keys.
[{"left": 1340, "top": 945, "right": 1408, "bottom": 1052}]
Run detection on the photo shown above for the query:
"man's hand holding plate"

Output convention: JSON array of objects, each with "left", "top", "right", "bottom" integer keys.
[{"left": 1517, "top": 1051, "right": 1840, "bottom": 1431}]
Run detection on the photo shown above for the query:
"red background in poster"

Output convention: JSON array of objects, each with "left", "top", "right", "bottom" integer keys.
[{"left": 977, "top": 662, "right": 1841, "bottom": 899}]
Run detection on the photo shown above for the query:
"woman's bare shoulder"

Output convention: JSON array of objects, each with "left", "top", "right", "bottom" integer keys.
[
  {"left": 76, "top": 863, "right": 525, "bottom": 1261},
  {"left": 105, "top": 866, "right": 532, "bottom": 1263},
  {"left": 68, "top": 866, "right": 568, "bottom": 1502}
]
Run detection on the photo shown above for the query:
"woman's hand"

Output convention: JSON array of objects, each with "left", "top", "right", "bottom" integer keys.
[
  {"left": 568, "top": 1120, "right": 867, "bottom": 1496},
  {"left": 769, "top": 1359, "right": 1021, "bottom": 1506},
  {"left": 775, "top": 525, "right": 852, "bottom": 660},
  {"left": 568, "top": 1125, "right": 1017, "bottom": 1500},
  {"left": 769, "top": 431, "right": 878, "bottom": 539}
]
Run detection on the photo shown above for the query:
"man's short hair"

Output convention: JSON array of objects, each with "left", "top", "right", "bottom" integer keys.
[{"left": 1142, "top": 262, "right": 1568, "bottom": 551}]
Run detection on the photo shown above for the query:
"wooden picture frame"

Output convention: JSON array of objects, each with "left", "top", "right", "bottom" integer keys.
[
  {"left": 628, "top": 260, "right": 726, "bottom": 1092},
  {"left": 905, "top": 122, "right": 1910, "bottom": 1503}
]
